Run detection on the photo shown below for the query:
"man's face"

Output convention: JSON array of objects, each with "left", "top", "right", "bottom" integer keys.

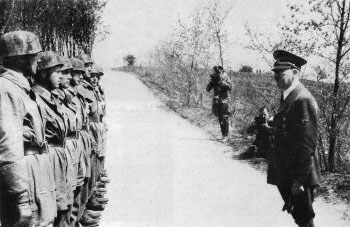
[
  {"left": 89, "top": 73, "right": 99, "bottom": 86},
  {"left": 22, "top": 54, "right": 38, "bottom": 77},
  {"left": 48, "top": 66, "right": 62, "bottom": 90},
  {"left": 85, "top": 63, "right": 93, "bottom": 76},
  {"left": 71, "top": 71, "right": 83, "bottom": 86},
  {"left": 60, "top": 69, "right": 72, "bottom": 89},
  {"left": 273, "top": 69, "right": 295, "bottom": 90},
  {"left": 259, "top": 108, "right": 269, "bottom": 121}
]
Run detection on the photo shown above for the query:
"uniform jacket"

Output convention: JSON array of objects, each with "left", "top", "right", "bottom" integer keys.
[
  {"left": 32, "top": 84, "right": 67, "bottom": 145},
  {"left": 206, "top": 72, "right": 232, "bottom": 103},
  {"left": 267, "top": 83, "right": 321, "bottom": 186},
  {"left": 0, "top": 68, "right": 45, "bottom": 199},
  {"left": 67, "top": 86, "right": 88, "bottom": 130},
  {"left": 78, "top": 80, "right": 100, "bottom": 122}
]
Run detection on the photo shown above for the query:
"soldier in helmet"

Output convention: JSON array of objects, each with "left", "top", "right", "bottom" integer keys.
[
  {"left": 76, "top": 54, "right": 109, "bottom": 225},
  {"left": 268, "top": 50, "right": 321, "bottom": 227},
  {"left": 206, "top": 65, "right": 232, "bottom": 142},
  {"left": 69, "top": 57, "right": 103, "bottom": 226},
  {"left": 0, "top": 31, "right": 56, "bottom": 227},
  {"left": 32, "top": 50, "right": 71, "bottom": 227}
]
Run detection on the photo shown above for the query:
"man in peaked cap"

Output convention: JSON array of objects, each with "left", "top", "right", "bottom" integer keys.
[
  {"left": 206, "top": 65, "right": 232, "bottom": 142},
  {"left": 267, "top": 50, "right": 321, "bottom": 227}
]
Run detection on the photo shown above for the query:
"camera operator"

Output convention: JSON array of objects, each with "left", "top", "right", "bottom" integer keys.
[{"left": 206, "top": 66, "right": 232, "bottom": 142}]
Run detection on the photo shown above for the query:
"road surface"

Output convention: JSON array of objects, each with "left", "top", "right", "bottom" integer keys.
[{"left": 99, "top": 70, "right": 349, "bottom": 227}]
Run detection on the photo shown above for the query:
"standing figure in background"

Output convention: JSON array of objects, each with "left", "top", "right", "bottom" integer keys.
[
  {"left": 206, "top": 66, "right": 232, "bottom": 142},
  {"left": 268, "top": 50, "right": 321, "bottom": 227}
]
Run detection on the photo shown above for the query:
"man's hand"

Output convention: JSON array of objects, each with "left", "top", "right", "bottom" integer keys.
[
  {"left": 14, "top": 203, "right": 33, "bottom": 227},
  {"left": 291, "top": 180, "right": 304, "bottom": 196}
]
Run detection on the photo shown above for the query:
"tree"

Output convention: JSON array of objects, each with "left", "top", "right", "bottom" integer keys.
[
  {"left": 0, "top": 0, "right": 107, "bottom": 56},
  {"left": 239, "top": 65, "right": 253, "bottom": 73},
  {"left": 124, "top": 54, "right": 136, "bottom": 66},
  {"left": 203, "top": 0, "right": 233, "bottom": 67}
]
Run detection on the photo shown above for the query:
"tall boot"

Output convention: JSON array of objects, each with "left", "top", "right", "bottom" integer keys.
[
  {"left": 219, "top": 119, "right": 225, "bottom": 138},
  {"left": 224, "top": 119, "right": 229, "bottom": 137}
]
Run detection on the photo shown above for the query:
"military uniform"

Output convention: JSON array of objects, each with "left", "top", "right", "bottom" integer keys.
[
  {"left": 268, "top": 50, "right": 321, "bottom": 227},
  {"left": 0, "top": 31, "right": 56, "bottom": 227},
  {"left": 206, "top": 68, "right": 232, "bottom": 139}
]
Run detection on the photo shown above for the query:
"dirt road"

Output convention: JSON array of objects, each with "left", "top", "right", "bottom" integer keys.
[{"left": 99, "top": 70, "right": 349, "bottom": 227}]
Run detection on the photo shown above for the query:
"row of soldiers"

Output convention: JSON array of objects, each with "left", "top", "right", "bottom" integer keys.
[{"left": 0, "top": 31, "right": 110, "bottom": 227}]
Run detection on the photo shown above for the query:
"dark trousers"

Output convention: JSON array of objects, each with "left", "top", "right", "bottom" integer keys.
[
  {"left": 277, "top": 183, "right": 315, "bottom": 226},
  {"left": 212, "top": 102, "right": 230, "bottom": 137}
]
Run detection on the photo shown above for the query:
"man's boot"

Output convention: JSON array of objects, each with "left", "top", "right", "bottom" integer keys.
[
  {"left": 85, "top": 210, "right": 102, "bottom": 219},
  {"left": 99, "top": 176, "right": 110, "bottom": 184},
  {"left": 96, "top": 197, "right": 109, "bottom": 204},
  {"left": 80, "top": 212, "right": 100, "bottom": 226}
]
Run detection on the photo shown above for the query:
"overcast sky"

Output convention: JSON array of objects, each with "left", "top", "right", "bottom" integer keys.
[{"left": 92, "top": 0, "right": 289, "bottom": 71}]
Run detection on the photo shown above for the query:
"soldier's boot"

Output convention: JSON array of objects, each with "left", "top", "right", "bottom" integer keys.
[
  {"left": 100, "top": 176, "right": 110, "bottom": 184},
  {"left": 219, "top": 121, "right": 225, "bottom": 138},
  {"left": 100, "top": 169, "right": 108, "bottom": 177},
  {"left": 96, "top": 181, "right": 107, "bottom": 188},
  {"left": 86, "top": 197, "right": 106, "bottom": 211},
  {"left": 94, "top": 190, "right": 106, "bottom": 198},
  {"left": 85, "top": 210, "right": 102, "bottom": 219},
  {"left": 96, "top": 197, "right": 109, "bottom": 204},
  {"left": 224, "top": 119, "right": 229, "bottom": 137},
  {"left": 80, "top": 212, "right": 100, "bottom": 226}
]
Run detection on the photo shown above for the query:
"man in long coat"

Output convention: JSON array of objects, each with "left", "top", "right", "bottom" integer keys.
[{"left": 268, "top": 50, "right": 321, "bottom": 227}]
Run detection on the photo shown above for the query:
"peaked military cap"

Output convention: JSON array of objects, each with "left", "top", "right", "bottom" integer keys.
[{"left": 272, "top": 50, "right": 307, "bottom": 71}]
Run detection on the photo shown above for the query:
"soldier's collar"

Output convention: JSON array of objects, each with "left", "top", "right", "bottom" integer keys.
[
  {"left": 0, "top": 68, "right": 31, "bottom": 93},
  {"left": 32, "top": 84, "right": 53, "bottom": 103}
]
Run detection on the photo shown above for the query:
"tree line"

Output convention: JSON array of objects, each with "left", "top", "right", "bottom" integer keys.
[{"left": 0, "top": 0, "right": 107, "bottom": 56}]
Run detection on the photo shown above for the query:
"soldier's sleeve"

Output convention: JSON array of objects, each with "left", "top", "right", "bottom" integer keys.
[
  {"left": 220, "top": 73, "right": 232, "bottom": 91},
  {"left": 206, "top": 79, "right": 214, "bottom": 92},
  {"left": 0, "top": 91, "right": 29, "bottom": 202},
  {"left": 292, "top": 98, "right": 318, "bottom": 184}
]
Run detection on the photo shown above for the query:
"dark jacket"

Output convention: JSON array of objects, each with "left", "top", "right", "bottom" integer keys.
[
  {"left": 206, "top": 72, "right": 232, "bottom": 103},
  {"left": 267, "top": 83, "right": 321, "bottom": 187}
]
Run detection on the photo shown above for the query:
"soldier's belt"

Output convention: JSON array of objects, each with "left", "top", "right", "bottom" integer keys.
[
  {"left": 66, "top": 131, "right": 79, "bottom": 140},
  {"left": 81, "top": 124, "right": 90, "bottom": 131},
  {"left": 24, "top": 142, "right": 48, "bottom": 156},
  {"left": 48, "top": 139, "right": 65, "bottom": 148}
]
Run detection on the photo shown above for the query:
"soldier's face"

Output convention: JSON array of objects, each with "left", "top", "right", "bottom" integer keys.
[
  {"left": 274, "top": 69, "right": 294, "bottom": 90},
  {"left": 71, "top": 71, "right": 82, "bottom": 86},
  {"left": 60, "top": 70, "right": 72, "bottom": 89},
  {"left": 48, "top": 66, "right": 62, "bottom": 90},
  {"left": 85, "top": 63, "right": 93, "bottom": 76},
  {"left": 89, "top": 73, "right": 98, "bottom": 86},
  {"left": 260, "top": 109, "right": 269, "bottom": 120}
]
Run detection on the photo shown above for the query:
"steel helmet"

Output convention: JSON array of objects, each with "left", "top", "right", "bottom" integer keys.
[
  {"left": 37, "top": 51, "right": 63, "bottom": 71},
  {"left": 0, "top": 30, "right": 42, "bottom": 57},
  {"left": 70, "top": 57, "right": 85, "bottom": 72},
  {"left": 60, "top": 56, "right": 73, "bottom": 71},
  {"left": 77, "top": 53, "right": 93, "bottom": 64},
  {"left": 90, "top": 64, "right": 99, "bottom": 75},
  {"left": 96, "top": 64, "right": 104, "bottom": 76}
]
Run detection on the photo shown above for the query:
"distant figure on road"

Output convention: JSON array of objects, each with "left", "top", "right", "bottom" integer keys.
[
  {"left": 246, "top": 107, "right": 273, "bottom": 158},
  {"left": 206, "top": 66, "right": 232, "bottom": 142},
  {"left": 268, "top": 50, "right": 321, "bottom": 227}
]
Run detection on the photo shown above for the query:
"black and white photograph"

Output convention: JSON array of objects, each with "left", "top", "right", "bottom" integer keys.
[{"left": 0, "top": 0, "right": 350, "bottom": 226}]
